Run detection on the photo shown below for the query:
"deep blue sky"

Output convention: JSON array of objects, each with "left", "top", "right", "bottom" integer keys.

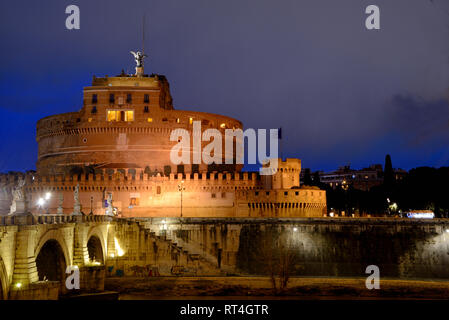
[{"left": 0, "top": 0, "right": 448, "bottom": 173}]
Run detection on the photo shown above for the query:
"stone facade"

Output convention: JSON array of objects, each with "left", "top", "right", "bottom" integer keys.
[
  {"left": 36, "top": 74, "right": 242, "bottom": 175},
  {"left": 26, "top": 68, "right": 327, "bottom": 218},
  {"left": 0, "top": 165, "right": 326, "bottom": 218}
]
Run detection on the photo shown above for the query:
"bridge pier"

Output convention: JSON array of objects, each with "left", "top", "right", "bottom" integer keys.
[
  {"left": 11, "top": 227, "right": 39, "bottom": 287},
  {"left": 73, "top": 225, "right": 89, "bottom": 267}
]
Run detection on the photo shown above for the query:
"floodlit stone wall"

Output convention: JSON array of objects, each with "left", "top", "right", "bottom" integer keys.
[
  {"left": 141, "top": 218, "right": 449, "bottom": 279},
  {"left": 0, "top": 167, "right": 327, "bottom": 218}
]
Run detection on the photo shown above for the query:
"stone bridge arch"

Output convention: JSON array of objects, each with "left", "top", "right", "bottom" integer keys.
[
  {"left": 0, "top": 256, "right": 8, "bottom": 300},
  {"left": 86, "top": 226, "right": 107, "bottom": 264},
  {"left": 34, "top": 229, "right": 71, "bottom": 292}
]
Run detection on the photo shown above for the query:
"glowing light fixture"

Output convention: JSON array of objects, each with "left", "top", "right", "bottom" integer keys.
[
  {"left": 293, "top": 227, "right": 298, "bottom": 232},
  {"left": 15, "top": 283, "right": 22, "bottom": 289},
  {"left": 45, "top": 192, "right": 51, "bottom": 200},
  {"left": 114, "top": 237, "right": 125, "bottom": 257},
  {"left": 37, "top": 198, "right": 45, "bottom": 206}
]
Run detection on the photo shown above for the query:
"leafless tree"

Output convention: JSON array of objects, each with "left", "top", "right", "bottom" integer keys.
[{"left": 258, "top": 228, "right": 298, "bottom": 295}]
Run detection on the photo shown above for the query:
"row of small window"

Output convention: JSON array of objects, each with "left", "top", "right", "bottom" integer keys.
[
  {"left": 107, "top": 110, "right": 134, "bottom": 122},
  {"left": 104, "top": 110, "right": 181, "bottom": 123},
  {"left": 91, "top": 94, "right": 150, "bottom": 104},
  {"left": 104, "top": 110, "right": 176, "bottom": 123},
  {"left": 104, "top": 110, "right": 228, "bottom": 128},
  {"left": 211, "top": 192, "right": 226, "bottom": 199},
  {"left": 254, "top": 191, "right": 306, "bottom": 196},
  {"left": 94, "top": 106, "right": 150, "bottom": 115}
]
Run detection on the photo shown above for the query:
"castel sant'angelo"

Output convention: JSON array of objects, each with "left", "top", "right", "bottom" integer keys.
[{"left": 0, "top": 52, "right": 326, "bottom": 218}]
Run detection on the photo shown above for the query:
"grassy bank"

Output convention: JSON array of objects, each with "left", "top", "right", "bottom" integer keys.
[{"left": 105, "top": 276, "right": 449, "bottom": 299}]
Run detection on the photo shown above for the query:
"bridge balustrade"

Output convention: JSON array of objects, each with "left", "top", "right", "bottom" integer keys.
[{"left": 0, "top": 213, "right": 114, "bottom": 225}]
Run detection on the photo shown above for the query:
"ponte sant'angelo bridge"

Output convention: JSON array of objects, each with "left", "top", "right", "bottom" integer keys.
[
  {"left": 2, "top": 213, "right": 449, "bottom": 300},
  {"left": 0, "top": 214, "right": 115, "bottom": 299},
  {"left": 0, "top": 213, "right": 229, "bottom": 300}
]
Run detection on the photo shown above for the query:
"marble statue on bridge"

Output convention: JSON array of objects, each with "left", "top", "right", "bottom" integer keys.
[
  {"left": 9, "top": 176, "right": 27, "bottom": 215},
  {"left": 72, "top": 184, "right": 82, "bottom": 215}
]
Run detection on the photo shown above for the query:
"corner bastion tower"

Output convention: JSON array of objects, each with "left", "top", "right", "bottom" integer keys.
[{"left": 0, "top": 52, "right": 326, "bottom": 218}]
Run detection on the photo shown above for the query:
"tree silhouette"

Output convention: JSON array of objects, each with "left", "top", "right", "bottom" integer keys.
[{"left": 383, "top": 154, "right": 394, "bottom": 194}]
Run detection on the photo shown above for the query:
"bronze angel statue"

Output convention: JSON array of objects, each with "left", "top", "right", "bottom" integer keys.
[{"left": 130, "top": 51, "right": 148, "bottom": 68}]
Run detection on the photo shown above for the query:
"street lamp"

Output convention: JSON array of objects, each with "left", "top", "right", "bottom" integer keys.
[
  {"left": 37, "top": 197, "right": 45, "bottom": 214},
  {"left": 44, "top": 192, "right": 52, "bottom": 214},
  {"left": 178, "top": 180, "right": 185, "bottom": 218}
]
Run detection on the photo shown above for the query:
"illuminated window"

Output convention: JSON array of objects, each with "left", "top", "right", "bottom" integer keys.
[
  {"left": 107, "top": 110, "right": 117, "bottom": 121},
  {"left": 147, "top": 117, "right": 153, "bottom": 122},
  {"left": 88, "top": 118, "right": 93, "bottom": 122},
  {"left": 189, "top": 117, "right": 193, "bottom": 124},
  {"left": 176, "top": 118, "right": 180, "bottom": 123},
  {"left": 125, "top": 110, "right": 134, "bottom": 121},
  {"left": 107, "top": 110, "right": 134, "bottom": 122},
  {"left": 220, "top": 123, "right": 226, "bottom": 128}
]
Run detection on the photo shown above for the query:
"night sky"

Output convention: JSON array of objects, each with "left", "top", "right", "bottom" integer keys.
[{"left": 0, "top": 0, "right": 448, "bottom": 173}]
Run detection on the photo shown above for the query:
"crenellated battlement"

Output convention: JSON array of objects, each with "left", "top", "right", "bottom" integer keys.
[
  {"left": 0, "top": 167, "right": 326, "bottom": 218},
  {"left": 2, "top": 170, "right": 261, "bottom": 188}
]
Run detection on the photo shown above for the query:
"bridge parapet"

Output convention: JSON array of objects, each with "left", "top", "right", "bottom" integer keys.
[{"left": 0, "top": 214, "right": 114, "bottom": 226}]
